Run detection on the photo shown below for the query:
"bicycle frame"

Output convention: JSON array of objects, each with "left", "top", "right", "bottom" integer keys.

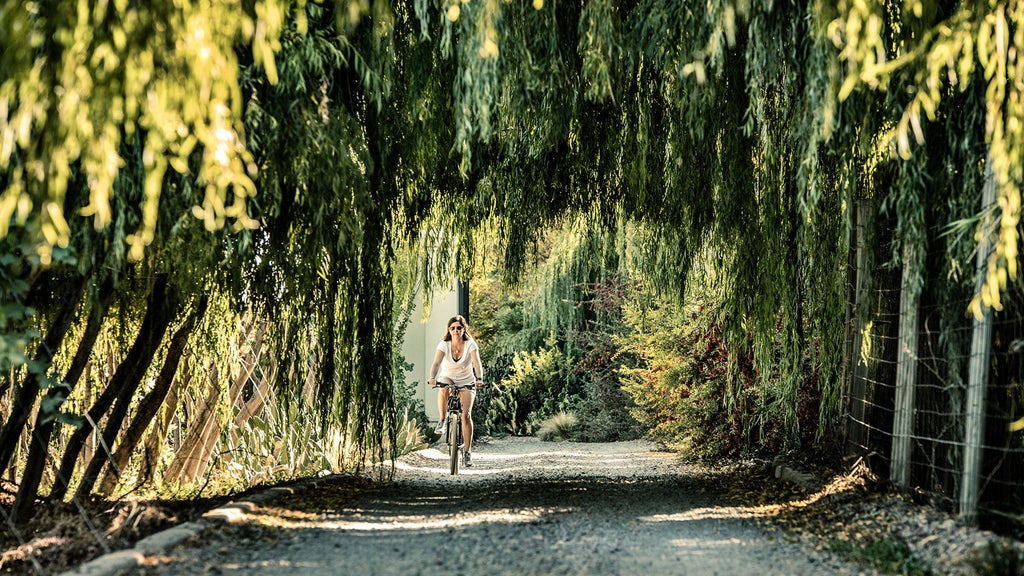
[{"left": 436, "top": 382, "right": 478, "bottom": 475}]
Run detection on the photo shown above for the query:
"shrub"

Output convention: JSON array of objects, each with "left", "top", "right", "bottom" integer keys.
[
  {"left": 472, "top": 352, "right": 514, "bottom": 437},
  {"left": 618, "top": 300, "right": 750, "bottom": 459},
  {"left": 480, "top": 346, "right": 580, "bottom": 436},
  {"left": 536, "top": 412, "right": 578, "bottom": 441},
  {"left": 481, "top": 383, "right": 523, "bottom": 436},
  {"left": 829, "top": 538, "right": 930, "bottom": 575},
  {"left": 619, "top": 296, "right": 823, "bottom": 460},
  {"left": 569, "top": 320, "right": 644, "bottom": 442}
]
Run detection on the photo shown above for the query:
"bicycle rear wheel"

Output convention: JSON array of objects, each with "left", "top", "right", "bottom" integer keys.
[{"left": 447, "top": 415, "right": 460, "bottom": 475}]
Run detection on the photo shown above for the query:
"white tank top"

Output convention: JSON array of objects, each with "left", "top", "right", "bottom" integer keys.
[{"left": 436, "top": 338, "right": 479, "bottom": 385}]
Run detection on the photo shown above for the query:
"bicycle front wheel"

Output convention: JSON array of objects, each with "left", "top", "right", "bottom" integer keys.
[{"left": 447, "top": 415, "right": 460, "bottom": 475}]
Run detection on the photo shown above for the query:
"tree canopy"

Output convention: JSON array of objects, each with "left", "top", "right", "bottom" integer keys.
[{"left": 0, "top": 0, "right": 1019, "bottom": 503}]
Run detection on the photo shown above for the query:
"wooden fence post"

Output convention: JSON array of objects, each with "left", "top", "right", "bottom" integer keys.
[
  {"left": 960, "top": 160, "right": 997, "bottom": 523},
  {"left": 847, "top": 200, "right": 872, "bottom": 453},
  {"left": 891, "top": 242, "right": 921, "bottom": 487},
  {"left": 164, "top": 365, "right": 220, "bottom": 483}
]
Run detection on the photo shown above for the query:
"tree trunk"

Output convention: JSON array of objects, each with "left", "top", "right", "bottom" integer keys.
[
  {"left": 10, "top": 279, "right": 115, "bottom": 524},
  {"left": 73, "top": 277, "right": 180, "bottom": 500},
  {"left": 0, "top": 273, "right": 88, "bottom": 475},
  {"left": 97, "top": 295, "right": 208, "bottom": 496},
  {"left": 50, "top": 274, "right": 174, "bottom": 502}
]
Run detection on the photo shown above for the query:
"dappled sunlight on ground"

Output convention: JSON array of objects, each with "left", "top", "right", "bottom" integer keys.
[
  {"left": 411, "top": 446, "right": 655, "bottom": 462},
  {"left": 393, "top": 444, "right": 678, "bottom": 477},
  {"left": 666, "top": 537, "right": 761, "bottom": 551},
  {"left": 111, "top": 439, "right": 879, "bottom": 576},
  {"left": 640, "top": 506, "right": 762, "bottom": 522},
  {"left": 313, "top": 506, "right": 573, "bottom": 532},
  {"left": 229, "top": 498, "right": 575, "bottom": 533}
]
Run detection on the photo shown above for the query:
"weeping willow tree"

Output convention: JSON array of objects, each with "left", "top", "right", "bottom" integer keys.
[
  {"left": 430, "top": 0, "right": 850, "bottom": 442},
  {"left": 0, "top": 0, "right": 452, "bottom": 514},
  {"left": 436, "top": 0, "right": 1006, "bottom": 445},
  {"left": 1, "top": 0, "right": 1021, "bottom": 511}
]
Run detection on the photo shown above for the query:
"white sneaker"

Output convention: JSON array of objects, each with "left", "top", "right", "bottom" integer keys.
[{"left": 433, "top": 420, "right": 445, "bottom": 435}]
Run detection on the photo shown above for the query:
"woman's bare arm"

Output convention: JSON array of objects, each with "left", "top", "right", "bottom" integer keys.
[
  {"left": 427, "top": 347, "right": 445, "bottom": 386},
  {"left": 470, "top": 348, "right": 484, "bottom": 386}
]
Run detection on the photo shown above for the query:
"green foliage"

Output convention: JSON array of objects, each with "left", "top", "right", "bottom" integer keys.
[
  {"left": 477, "top": 334, "right": 598, "bottom": 436},
  {"left": 481, "top": 382, "right": 522, "bottom": 437},
  {"left": 392, "top": 263, "right": 429, "bottom": 432},
  {"left": 226, "top": 390, "right": 335, "bottom": 486},
  {"left": 1, "top": 0, "right": 1015, "bottom": 502},
  {"left": 827, "top": 2, "right": 1022, "bottom": 318},
  {"left": 0, "top": 250, "right": 36, "bottom": 376},
  {"left": 618, "top": 289, "right": 822, "bottom": 460},
  {"left": 472, "top": 227, "right": 645, "bottom": 443},
  {"left": 828, "top": 538, "right": 931, "bottom": 576},
  {"left": 238, "top": 3, "right": 418, "bottom": 466},
  {"left": 0, "top": 0, "right": 293, "bottom": 263},
  {"left": 565, "top": 278, "right": 645, "bottom": 443},
  {"left": 480, "top": 346, "right": 579, "bottom": 436},
  {"left": 619, "top": 298, "right": 748, "bottom": 458},
  {"left": 36, "top": 384, "right": 84, "bottom": 428},
  {"left": 225, "top": 390, "right": 424, "bottom": 488},
  {"left": 470, "top": 273, "right": 549, "bottom": 356}
]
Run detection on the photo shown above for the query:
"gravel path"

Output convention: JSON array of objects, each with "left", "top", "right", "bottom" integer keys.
[{"left": 125, "top": 438, "right": 863, "bottom": 575}]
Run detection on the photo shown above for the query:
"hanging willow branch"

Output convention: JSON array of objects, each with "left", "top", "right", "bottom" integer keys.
[
  {"left": 0, "top": 0, "right": 1014, "bottom": 488},
  {"left": 828, "top": 1, "right": 1023, "bottom": 317}
]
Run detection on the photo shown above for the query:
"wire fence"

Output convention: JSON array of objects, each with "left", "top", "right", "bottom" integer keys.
[{"left": 844, "top": 201, "right": 1024, "bottom": 534}]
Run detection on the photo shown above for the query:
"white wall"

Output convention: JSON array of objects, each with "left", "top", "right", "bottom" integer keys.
[{"left": 400, "top": 284, "right": 460, "bottom": 421}]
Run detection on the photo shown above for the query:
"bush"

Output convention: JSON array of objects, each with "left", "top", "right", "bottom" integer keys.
[
  {"left": 618, "top": 296, "right": 823, "bottom": 460},
  {"left": 479, "top": 346, "right": 581, "bottom": 436},
  {"left": 619, "top": 300, "right": 748, "bottom": 459},
  {"left": 536, "top": 412, "right": 578, "bottom": 441},
  {"left": 480, "top": 383, "right": 522, "bottom": 436},
  {"left": 829, "top": 538, "right": 930, "bottom": 575},
  {"left": 569, "top": 320, "right": 644, "bottom": 442},
  {"left": 471, "top": 352, "right": 514, "bottom": 437}
]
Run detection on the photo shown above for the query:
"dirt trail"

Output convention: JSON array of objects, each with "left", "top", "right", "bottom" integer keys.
[{"left": 123, "top": 438, "right": 861, "bottom": 575}]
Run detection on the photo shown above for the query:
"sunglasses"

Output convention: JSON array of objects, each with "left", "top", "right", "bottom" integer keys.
[{"left": 449, "top": 325, "right": 464, "bottom": 331}]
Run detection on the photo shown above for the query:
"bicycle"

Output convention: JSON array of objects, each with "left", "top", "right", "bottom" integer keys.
[{"left": 433, "top": 381, "right": 484, "bottom": 475}]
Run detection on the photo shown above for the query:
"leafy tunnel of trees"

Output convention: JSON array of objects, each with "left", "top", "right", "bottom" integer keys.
[{"left": 0, "top": 0, "right": 1019, "bottom": 524}]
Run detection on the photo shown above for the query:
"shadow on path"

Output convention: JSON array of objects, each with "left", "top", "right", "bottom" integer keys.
[{"left": 125, "top": 440, "right": 853, "bottom": 575}]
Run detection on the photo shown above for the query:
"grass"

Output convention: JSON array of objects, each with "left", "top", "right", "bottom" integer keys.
[
  {"left": 536, "top": 412, "right": 577, "bottom": 441},
  {"left": 828, "top": 537, "right": 931, "bottom": 575}
]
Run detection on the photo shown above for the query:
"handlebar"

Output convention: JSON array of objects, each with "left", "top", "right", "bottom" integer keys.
[
  {"left": 431, "top": 381, "right": 506, "bottom": 394},
  {"left": 431, "top": 381, "right": 486, "bottom": 390}
]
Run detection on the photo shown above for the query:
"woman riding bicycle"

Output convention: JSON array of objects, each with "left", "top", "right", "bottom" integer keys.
[{"left": 427, "top": 315, "right": 484, "bottom": 466}]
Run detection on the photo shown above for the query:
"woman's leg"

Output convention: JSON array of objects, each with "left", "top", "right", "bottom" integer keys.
[
  {"left": 435, "top": 380, "right": 452, "bottom": 434},
  {"left": 459, "top": 388, "right": 476, "bottom": 453},
  {"left": 437, "top": 386, "right": 449, "bottom": 420}
]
